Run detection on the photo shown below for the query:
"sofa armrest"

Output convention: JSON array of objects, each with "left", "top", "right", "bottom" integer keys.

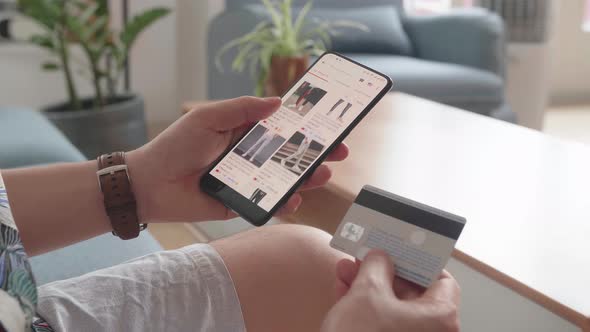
[
  {"left": 0, "top": 108, "right": 85, "bottom": 168},
  {"left": 404, "top": 8, "right": 506, "bottom": 76},
  {"left": 208, "top": 8, "right": 263, "bottom": 100}
]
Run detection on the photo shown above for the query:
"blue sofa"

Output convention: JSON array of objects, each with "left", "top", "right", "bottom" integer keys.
[
  {"left": 0, "top": 108, "right": 161, "bottom": 285},
  {"left": 208, "top": 0, "right": 515, "bottom": 122}
]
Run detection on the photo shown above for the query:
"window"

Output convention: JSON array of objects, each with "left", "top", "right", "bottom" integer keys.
[
  {"left": 404, "top": 0, "right": 473, "bottom": 15},
  {"left": 584, "top": 0, "right": 590, "bottom": 32}
]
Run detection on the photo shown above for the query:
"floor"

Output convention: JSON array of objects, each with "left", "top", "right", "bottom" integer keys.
[
  {"left": 149, "top": 104, "right": 590, "bottom": 249},
  {"left": 148, "top": 223, "right": 209, "bottom": 250}
]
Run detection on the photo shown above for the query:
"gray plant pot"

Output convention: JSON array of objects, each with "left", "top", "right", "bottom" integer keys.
[{"left": 43, "top": 94, "right": 147, "bottom": 159}]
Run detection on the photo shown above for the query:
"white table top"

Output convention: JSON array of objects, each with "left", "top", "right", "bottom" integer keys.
[{"left": 326, "top": 93, "right": 590, "bottom": 329}]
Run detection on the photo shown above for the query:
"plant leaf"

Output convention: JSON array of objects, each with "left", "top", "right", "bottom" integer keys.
[
  {"left": 42, "top": 61, "right": 60, "bottom": 71},
  {"left": 64, "top": 15, "right": 86, "bottom": 42},
  {"left": 81, "top": 16, "right": 108, "bottom": 42},
  {"left": 261, "top": 0, "right": 282, "bottom": 30},
  {"left": 303, "top": 26, "right": 332, "bottom": 50},
  {"left": 294, "top": 1, "right": 312, "bottom": 37},
  {"left": 78, "top": 2, "right": 99, "bottom": 24},
  {"left": 30, "top": 34, "right": 56, "bottom": 51},
  {"left": 215, "top": 21, "right": 272, "bottom": 71},
  {"left": 255, "top": 67, "right": 268, "bottom": 97},
  {"left": 17, "top": 0, "right": 62, "bottom": 30},
  {"left": 120, "top": 7, "right": 170, "bottom": 50}
]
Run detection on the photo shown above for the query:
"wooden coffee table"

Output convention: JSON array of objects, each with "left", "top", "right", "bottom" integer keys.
[{"left": 281, "top": 93, "right": 590, "bottom": 331}]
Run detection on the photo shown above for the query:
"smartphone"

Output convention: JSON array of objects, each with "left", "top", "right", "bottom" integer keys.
[{"left": 200, "top": 52, "right": 393, "bottom": 226}]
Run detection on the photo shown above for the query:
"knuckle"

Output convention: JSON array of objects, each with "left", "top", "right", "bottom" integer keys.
[
  {"left": 351, "top": 291, "right": 382, "bottom": 311},
  {"left": 357, "top": 274, "right": 383, "bottom": 292},
  {"left": 235, "top": 95, "right": 258, "bottom": 104}
]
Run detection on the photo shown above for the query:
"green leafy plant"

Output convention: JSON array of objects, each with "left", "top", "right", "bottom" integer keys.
[
  {"left": 216, "top": 0, "right": 368, "bottom": 96},
  {"left": 18, "top": 0, "right": 170, "bottom": 110}
]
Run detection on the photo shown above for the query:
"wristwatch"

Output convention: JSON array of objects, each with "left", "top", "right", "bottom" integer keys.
[{"left": 97, "top": 152, "right": 147, "bottom": 240}]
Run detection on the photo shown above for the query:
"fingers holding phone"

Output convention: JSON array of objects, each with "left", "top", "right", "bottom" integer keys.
[{"left": 201, "top": 52, "right": 392, "bottom": 225}]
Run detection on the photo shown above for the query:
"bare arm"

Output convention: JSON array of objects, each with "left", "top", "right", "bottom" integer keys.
[
  {"left": 2, "top": 161, "right": 111, "bottom": 256},
  {"left": 1, "top": 96, "right": 349, "bottom": 257}
]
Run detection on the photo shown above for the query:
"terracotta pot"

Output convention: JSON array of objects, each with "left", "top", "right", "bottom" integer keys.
[{"left": 264, "top": 55, "right": 310, "bottom": 97}]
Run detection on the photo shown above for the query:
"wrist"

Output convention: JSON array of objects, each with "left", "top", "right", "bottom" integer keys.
[{"left": 125, "top": 149, "right": 152, "bottom": 223}]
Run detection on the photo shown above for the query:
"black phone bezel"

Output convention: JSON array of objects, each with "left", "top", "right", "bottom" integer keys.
[{"left": 200, "top": 51, "right": 393, "bottom": 226}]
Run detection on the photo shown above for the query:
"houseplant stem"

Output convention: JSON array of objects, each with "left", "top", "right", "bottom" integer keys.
[
  {"left": 57, "top": 1, "right": 80, "bottom": 111},
  {"left": 19, "top": 0, "right": 170, "bottom": 157},
  {"left": 57, "top": 34, "right": 80, "bottom": 110},
  {"left": 90, "top": 59, "right": 104, "bottom": 108}
]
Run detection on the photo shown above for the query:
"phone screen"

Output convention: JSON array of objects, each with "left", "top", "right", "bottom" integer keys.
[{"left": 205, "top": 53, "right": 391, "bottom": 220}]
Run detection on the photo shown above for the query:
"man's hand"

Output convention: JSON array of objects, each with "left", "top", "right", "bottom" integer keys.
[
  {"left": 321, "top": 250, "right": 461, "bottom": 332},
  {"left": 127, "top": 96, "right": 349, "bottom": 223}
]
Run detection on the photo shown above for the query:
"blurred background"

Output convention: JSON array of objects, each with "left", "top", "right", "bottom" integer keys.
[
  {"left": 0, "top": 1, "right": 587, "bottom": 142},
  {"left": 2, "top": 3, "right": 590, "bottom": 330}
]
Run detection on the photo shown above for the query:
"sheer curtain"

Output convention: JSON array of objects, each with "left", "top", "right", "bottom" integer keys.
[
  {"left": 403, "top": 0, "right": 473, "bottom": 14},
  {"left": 584, "top": 0, "right": 590, "bottom": 31}
]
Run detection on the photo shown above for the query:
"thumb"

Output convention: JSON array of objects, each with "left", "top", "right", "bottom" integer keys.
[
  {"left": 197, "top": 96, "right": 281, "bottom": 131},
  {"left": 423, "top": 271, "right": 461, "bottom": 306},
  {"left": 350, "top": 250, "right": 396, "bottom": 296}
]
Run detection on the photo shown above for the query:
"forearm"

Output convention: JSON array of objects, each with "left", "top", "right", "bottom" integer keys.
[{"left": 2, "top": 160, "right": 111, "bottom": 256}]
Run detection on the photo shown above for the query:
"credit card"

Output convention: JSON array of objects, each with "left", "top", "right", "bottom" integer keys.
[{"left": 330, "top": 185, "right": 466, "bottom": 287}]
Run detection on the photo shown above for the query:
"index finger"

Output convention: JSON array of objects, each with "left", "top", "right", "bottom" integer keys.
[{"left": 198, "top": 96, "right": 281, "bottom": 131}]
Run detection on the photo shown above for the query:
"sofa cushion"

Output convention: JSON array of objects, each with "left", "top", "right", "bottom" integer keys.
[
  {"left": 346, "top": 54, "right": 504, "bottom": 115},
  {"left": 243, "top": 4, "right": 413, "bottom": 56},
  {"left": 306, "top": 6, "right": 412, "bottom": 55},
  {"left": 30, "top": 231, "right": 162, "bottom": 285},
  {"left": 404, "top": 8, "right": 506, "bottom": 75},
  {"left": 0, "top": 108, "right": 85, "bottom": 168}
]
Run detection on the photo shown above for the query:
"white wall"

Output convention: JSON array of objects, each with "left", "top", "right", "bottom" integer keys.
[
  {"left": 175, "top": 0, "right": 226, "bottom": 105},
  {"left": 208, "top": 0, "right": 226, "bottom": 20},
  {"left": 549, "top": 0, "right": 590, "bottom": 105},
  {"left": 0, "top": 44, "right": 95, "bottom": 108},
  {"left": 176, "top": 1, "right": 210, "bottom": 105},
  {"left": 127, "top": 0, "right": 178, "bottom": 127}
]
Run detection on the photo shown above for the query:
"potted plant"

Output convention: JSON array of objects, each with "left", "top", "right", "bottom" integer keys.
[
  {"left": 18, "top": 0, "right": 170, "bottom": 158},
  {"left": 216, "top": 0, "right": 368, "bottom": 97}
]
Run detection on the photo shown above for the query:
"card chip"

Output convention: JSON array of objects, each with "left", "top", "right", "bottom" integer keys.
[{"left": 340, "top": 222, "right": 364, "bottom": 242}]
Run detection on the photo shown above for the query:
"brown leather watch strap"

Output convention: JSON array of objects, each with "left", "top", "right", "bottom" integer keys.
[{"left": 97, "top": 152, "right": 146, "bottom": 240}]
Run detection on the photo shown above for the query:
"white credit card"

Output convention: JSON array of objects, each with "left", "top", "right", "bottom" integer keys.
[{"left": 330, "top": 185, "right": 467, "bottom": 288}]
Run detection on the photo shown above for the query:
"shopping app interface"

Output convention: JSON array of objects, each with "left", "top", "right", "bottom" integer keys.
[{"left": 210, "top": 54, "right": 388, "bottom": 211}]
